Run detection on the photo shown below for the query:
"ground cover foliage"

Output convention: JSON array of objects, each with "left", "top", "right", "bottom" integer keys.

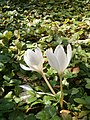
[{"left": 0, "top": 0, "right": 90, "bottom": 119}]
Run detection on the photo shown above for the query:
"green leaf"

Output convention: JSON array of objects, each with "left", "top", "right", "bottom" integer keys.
[
  {"left": 71, "top": 88, "right": 79, "bottom": 95},
  {"left": 78, "top": 111, "right": 90, "bottom": 118},
  {"left": 0, "top": 99, "right": 15, "bottom": 111},
  {"left": 9, "top": 112, "right": 25, "bottom": 120},
  {"left": 0, "top": 32, "right": 4, "bottom": 38},
  {"left": 36, "top": 105, "right": 57, "bottom": 120},
  {"left": 3, "top": 31, "right": 12, "bottom": 40},
  {"left": 26, "top": 96, "right": 37, "bottom": 104},
  {"left": 15, "top": 40, "right": 23, "bottom": 51},
  {"left": 85, "top": 78, "right": 90, "bottom": 83},
  {"left": 25, "top": 114, "right": 36, "bottom": 120},
  {"left": 0, "top": 55, "right": 10, "bottom": 63},
  {"left": 31, "top": 100, "right": 43, "bottom": 107},
  {"left": 5, "top": 91, "right": 12, "bottom": 98},
  {"left": 85, "top": 83, "right": 90, "bottom": 89},
  {"left": 74, "top": 98, "right": 86, "bottom": 104},
  {"left": 3, "top": 75, "right": 11, "bottom": 81},
  {"left": 13, "top": 96, "right": 21, "bottom": 103},
  {"left": 43, "top": 95, "right": 55, "bottom": 105},
  {"left": 85, "top": 96, "right": 90, "bottom": 105},
  {"left": 36, "top": 111, "right": 48, "bottom": 120},
  {"left": 0, "top": 62, "right": 4, "bottom": 71},
  {"left": 50, "top": 115, "right": 61, "bottom": 120}
]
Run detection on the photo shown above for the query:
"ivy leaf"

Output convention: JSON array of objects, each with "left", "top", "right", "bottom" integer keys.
[
  {"left": 0, "top": 32, "right": 4, "bottom": 38},
  {"left": 71, "top": 88, "right": 79, "bottom": 95},
  {"left": 3, "top": 31, "right": 12, "bottom": 40},
  {"left": 0, "top": 62, "right": 4, "bottom": 71},
  {"left": 26, "top": 96, "right": 37, "bottom": 104},
  {"left": 85, "top": 83, "right": 90, "bottom": 89},
  {"left": 74, "top": 98, "right": 86, "bottom": 104},
  {"left": 25, "top": 114, "right": 36, "bottom": 120},
  {"left": 36, "top": 106, "right": 57, "bottom": 120},
  {"left": 43, "top": 95, "right": 55, "bottom": 105},
  {"left": 78, "top": 111, "right": 90, "bottom": 118}
]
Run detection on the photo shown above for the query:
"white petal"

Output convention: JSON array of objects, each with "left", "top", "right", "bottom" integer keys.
[
  {"left": 47, "top": 48, "right": 53, "bottom": 53},
  {"left": 46, "top": 49, "right": 60, "bottom": 71},
  {"left": 21, "top": 95, "right": 30, "bottom": 100},
  {"left": 24, "top": 52, "right": 31, "bottom": 67},
  {"left": 20, "top": 64, "right": 33, "bottom": 71},
  {"left": 20, "top": 85, "right": 33, "bottom": 91},
  {"left": 54, "top": 45, "right": 67, "bottom": 72},
  {"left": 54, "top": 45, "right": 60, "bottom": 56},
  {"left": 20, "top": 92, "right": 30, "bottom": 100},
  {"left": 37, "top": 92, "right": 54, "bottom": 96},
  {"left": 35, "top": 47, "right": 44, "bottom": 64},
  {"left": 67, "top": 44, "right": 72, "bottom": 66},
  {"left": 35, "top": 48, "right": 44, "bottom": 71},
  {"left": 27, "top": 49, "right": 40, "bottom": 65}
]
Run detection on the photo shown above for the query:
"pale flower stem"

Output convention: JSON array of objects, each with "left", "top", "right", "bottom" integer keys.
[
  {"left": 41, "top": 72, "right": 56, "bottom": 95},
  {"left": 59, "top": 73, "right": 63, "bottom": 109}
]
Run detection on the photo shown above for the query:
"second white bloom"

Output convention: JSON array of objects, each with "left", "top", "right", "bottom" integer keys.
[{"left": 46, "top": 44, "right": 72, "bottom": 75}]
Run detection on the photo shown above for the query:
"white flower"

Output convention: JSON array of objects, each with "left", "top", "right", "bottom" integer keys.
[
  {"left": 20, "top": 94, "right": 30, "bottom": 100},
  {"left": 46, "top": 44, "right": 72, "bottom": 74},
  {"left": 20, "top": 47, "right": 44, "bottom": 74},
  {"left": 20, "top": 85, "right": 33, "bottom": 91},
  {"left": 20, "top": 85, "right": 33, "bottom": 100}
]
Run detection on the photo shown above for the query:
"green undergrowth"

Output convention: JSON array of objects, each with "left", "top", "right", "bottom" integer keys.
[{"left": 0, "top": 0, "right": 90, "bottom": 119}]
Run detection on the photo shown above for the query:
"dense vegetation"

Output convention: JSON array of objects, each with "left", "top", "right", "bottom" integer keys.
[{"left": 0, "top": 0, "right": 90, "bottom": 119}]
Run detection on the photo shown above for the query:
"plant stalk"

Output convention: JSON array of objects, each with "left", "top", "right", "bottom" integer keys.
[
  {"left": 59, "top": 73, "right": 63, "bottom": 109},
  {"left": 41, "top": 72, "right": 56, "bottom": 95}
]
